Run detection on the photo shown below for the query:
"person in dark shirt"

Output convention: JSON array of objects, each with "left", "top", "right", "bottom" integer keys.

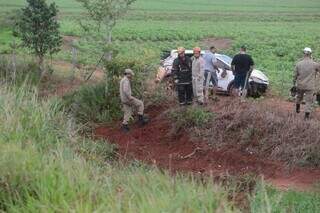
[
  {"left": 231, "top": 46, "right": 255, "bottom": 97},
  {"left": 172, "top": 47, "right": 193, "bottom": 105}
]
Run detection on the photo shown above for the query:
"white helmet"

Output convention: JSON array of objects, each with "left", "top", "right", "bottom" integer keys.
[{"left": 303, "top": 47, "right": 312, "bottom": 54}]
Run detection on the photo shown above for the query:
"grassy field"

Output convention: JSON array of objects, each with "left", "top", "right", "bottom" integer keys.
[
  {"left": 1, "top": 0, "right": 320, "bottom": 94},
  {"left": 1, "top": 0, "right": 320, "bottom": 211}
]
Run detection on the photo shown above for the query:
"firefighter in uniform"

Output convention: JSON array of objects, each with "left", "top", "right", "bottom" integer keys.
[
  {"left": 192, "top": 47, "right": 205, "bottom": 105},
  {"left": 172, "top": 47, "right": 193, "bottom": 106},
  {"left": 293, "top": 47, "right": 320, "bottom": 119},
  {"left": 120, "top": 69, "right": 148, "bottom": 132}
]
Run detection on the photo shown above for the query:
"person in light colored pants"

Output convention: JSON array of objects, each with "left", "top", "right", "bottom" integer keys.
[
  {"left": 120, "top": 69, "right": 147, "bottom": 132},
  {"left": 293, "top": 47, "right": 320, "bottom": 119},
  {"left": 192, "top": 47, "right": 205, "bottom": 105}
]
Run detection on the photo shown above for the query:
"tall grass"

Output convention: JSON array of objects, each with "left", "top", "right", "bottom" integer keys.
[
  {"left": 200, "top": 100, "right": 320, "bottom": 167},
  {"left": 250, "top": 181, "right": 320, "bottom": 213},
  {"left": 0, "top": 85, "right": 235, "bottom": 212}
]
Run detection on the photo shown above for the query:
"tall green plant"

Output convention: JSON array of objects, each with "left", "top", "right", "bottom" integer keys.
[
  {"left": 15, "top": 0, "right": 62, "bottom": 76},
  {"left": 76, "top": 0, "right": 136, "bottom": 61}
]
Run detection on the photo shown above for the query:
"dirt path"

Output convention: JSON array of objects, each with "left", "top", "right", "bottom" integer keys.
[{"left": 95, "top": 98, "right": 320, "bottom": 191}]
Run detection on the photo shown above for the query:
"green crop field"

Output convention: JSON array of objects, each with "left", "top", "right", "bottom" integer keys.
[
  {"left": 1, "top": 0, "right": 320, "bottom": 94},
  {"left": 1, "top": 1, "right": 320, "bottom": 212}
]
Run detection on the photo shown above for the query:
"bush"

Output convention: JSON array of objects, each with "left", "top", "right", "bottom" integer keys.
[
  {"left": 61, "top": 82, "right": 122, "bottom": 126},
  {"left": 61, "top": 56, "right": 156, "bottom": 126},
  {"left": 200, "top": 100, "right": 320, "bottom": 167},
  {"left": 168, "top": 106, "right": 214, "bottom": 130}
]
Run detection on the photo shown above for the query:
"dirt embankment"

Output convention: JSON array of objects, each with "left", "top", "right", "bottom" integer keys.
[{"left": 95, "top": 97, "right": 320, "bottom": 191}]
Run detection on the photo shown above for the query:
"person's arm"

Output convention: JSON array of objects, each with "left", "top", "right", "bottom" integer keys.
[
  {"left": 231, "top": 57, "right": 236, "bottom": 74},
  {"left": 123, "top": 79, "right": 133, "bottom": 101},
  {"left": 293, "top": 64, "right": 299, "bottom": 86},
  {"left": 212, "top": 56, "right": 219, "bottom": 73},
  {"left": 249, "top": 56, "right": 254, "bottom": 75},
  {"left": 316, "top": 62, "right": 320, "bottom": 73},
  {"left": 172, "top": 59, "right": 179, "bottom": 82},
  {"left": 200, "top": 58, "right": 205, "bottom": 79}
]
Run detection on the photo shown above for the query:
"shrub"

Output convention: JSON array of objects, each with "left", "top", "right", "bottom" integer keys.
[
  {"left": 168, "top": 106, "right": 214, "bottom": 130},
  {"left": 61, "top": 56, "right": 156, "bottom": 127},
  {"left": 201, "top": 100, "right": 320, "bottom": 167},
  {"left": 61, "top": 82, "right": 122, "bottom": 126}
]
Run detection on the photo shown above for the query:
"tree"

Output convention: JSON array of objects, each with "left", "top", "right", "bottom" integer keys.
[
  {"left": 16, "top": 0, "right": 62, "bottom": 76},
  {"left": 76, "top": 0, "right": 136, "bottom": 61}
]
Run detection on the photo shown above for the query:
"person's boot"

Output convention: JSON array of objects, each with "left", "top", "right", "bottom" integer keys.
[
  {"left": 305, "top": 112, "right": 310, "bottom": 120},
  {"left": 138, "top": 114, "right": 149, "bottom": 126},
  {"left": 317, "top": 94, "right": 320, "bottom": 105},
  {"left": 296, "top": 104, "right": 300, "bottom": 113},
  {"left": 121, "top": 124, "right": 130, "bottom": 132}
]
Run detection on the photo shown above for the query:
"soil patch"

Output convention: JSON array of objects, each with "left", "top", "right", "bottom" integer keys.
[
  {"left": 200, "top": 37, "right": 233, "bottom": 50},
  {"left": 94, "top": 99, "right": 320, "bottom": 191},
  {"left": 39, "top": 60, "right": 105, "bottom": 98},
  {"left": 62, "top": 35, "right": 80, "bottom": 51}
]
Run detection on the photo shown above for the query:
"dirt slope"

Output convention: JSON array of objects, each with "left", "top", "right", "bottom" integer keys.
[{"left": 95, "top": 98, "right": 320, "bottom": 191}]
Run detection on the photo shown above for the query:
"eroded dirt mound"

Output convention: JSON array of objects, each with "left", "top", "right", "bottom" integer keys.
[
  {"left": 95, "top": 100, "right": 320, "bottom": 191},
  {"left": 200, "top": 37, "right": 233, "bottom": 50}
]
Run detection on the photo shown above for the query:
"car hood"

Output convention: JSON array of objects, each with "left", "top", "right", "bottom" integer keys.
[{"left": 251, "top": 69, "right": 269, "bottom": 85}]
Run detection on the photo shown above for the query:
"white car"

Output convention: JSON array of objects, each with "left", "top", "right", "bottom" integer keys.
[{"left": 159, "top": 50, "right": 269, "bottom": 97}]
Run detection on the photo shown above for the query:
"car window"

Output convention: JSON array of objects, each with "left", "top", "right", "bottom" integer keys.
[
  {"left": 216, "top": 59, "right": 230, "bottom": 70},
  {"left": 216, "top": 55, "right": 232, "bottom": 65}
]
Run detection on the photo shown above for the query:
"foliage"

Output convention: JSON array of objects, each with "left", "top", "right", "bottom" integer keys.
[
  {"left": 2, "top": 0, "right": 320, "bottom": 95},
  {"left": 15, "top": 0, "right": 62, "bottom": 74},
  {"left": 169, "top": 106, "right": 214, "bottom": 130},
  {"left": 200, "top": 99, "right": 320, "bottom": 167},
  {"left": 0, "top": 85, "right": 234, "bottom": 212},
  {"left": 76, "top": 0, "right": 136, "bottom": 61},
  {"left": 250, "top": 181, "right": 320, "bottom": 213},
  {"left": 61, "top": 82, "right": 122, "bottom": 126},
  {"left": 0, "top": 55, "right": 40, "bottom": 85}
]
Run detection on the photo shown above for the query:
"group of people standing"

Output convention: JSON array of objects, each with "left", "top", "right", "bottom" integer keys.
[
  {"left": 118, "top": 46, "right": 319, "bottom": 132},
  {"left": 172, "top": 45, "right": 254, "bottom": 106}
]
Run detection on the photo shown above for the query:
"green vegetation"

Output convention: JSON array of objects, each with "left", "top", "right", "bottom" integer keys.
[
  {"left": 1, "top": 0, "right": 320, "bottom": 94},
  {"left": 0, "top": 86, "right": 234, "bottom": 212},
  {"left": 251, "top": 181, "right": 320, "bottom": 213},
  {"left": 15, "top": 0, "right": 62, "bottom": 75},
  {"left": 1, "top": 0, "right": 320, "bottom": 212},
  {"left": 169, "top": 106, "right": 214, "bottom": 129}
]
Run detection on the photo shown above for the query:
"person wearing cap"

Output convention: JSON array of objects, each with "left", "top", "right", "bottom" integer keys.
[
  {"left": 192, "top": 47, "right": 205, "bottom": 105},
  {"left": 172, "top": 47, "right": 193, "bottom": 106},
  {"left": 119, "top": 69, "right": 148, "bottom": 132},
  {"left": 203, "top": 46, "right": 219, "bottom": 100},
  {"left": 231, "top": 46, "right": 255, "bottom": 97},
  {"left": 293, "top": 47, "right": 320, "bottom": 119}
]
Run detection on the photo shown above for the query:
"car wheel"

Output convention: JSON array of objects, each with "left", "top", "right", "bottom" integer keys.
[{"left": 248, "top": 82, "right": 262, "bottom": 98}]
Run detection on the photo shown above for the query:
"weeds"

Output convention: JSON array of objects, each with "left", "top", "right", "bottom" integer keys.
[
  {"left": 201, "top": 100, "right": 320, "bottom": 167},
  {"left": 250, "top": 180, "right": 320, "bottom": 213},
  {"left": 61, "top": 82, "right": 122, "bottom": 126},
  {"left": 0, "top": 55, "right": 40, "bottom": 85},
  {"left": 0, "top": 85, "right": 235, "bottom": 212},
  {"left": 168, "top": 106, "right": 214, "bottom": 130}
]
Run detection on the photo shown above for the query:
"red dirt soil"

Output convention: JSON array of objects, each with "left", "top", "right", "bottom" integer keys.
[{"left": 94, "top": 100, "right": 320, "bottom": 191}]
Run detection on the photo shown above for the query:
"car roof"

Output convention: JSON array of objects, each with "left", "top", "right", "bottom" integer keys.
[{"left": 171, "top": 49, "right": 205, "bottom": 55}]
